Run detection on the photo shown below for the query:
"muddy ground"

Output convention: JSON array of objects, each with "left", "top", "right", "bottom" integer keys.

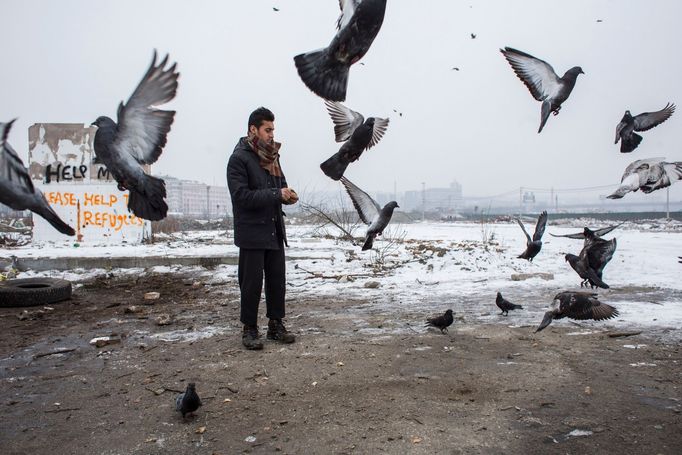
[{"left": 1, "top": 270, "right": 681, "bottom": 454}]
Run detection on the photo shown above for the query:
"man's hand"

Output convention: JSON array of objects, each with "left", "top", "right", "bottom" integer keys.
[{"left": 281, "top": 188, "right": 299, "bottom": 205}]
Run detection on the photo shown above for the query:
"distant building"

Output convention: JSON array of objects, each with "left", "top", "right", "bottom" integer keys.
[
  {"left": 401, "top": 180, "right": 463, "bottom": 212},
  {"left": 163, "top": 176, "right": 231, "bottom": 218}
]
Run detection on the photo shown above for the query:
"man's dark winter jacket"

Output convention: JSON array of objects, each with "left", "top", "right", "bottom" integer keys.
[{"left": 227, "top": 137, "right": 288, "bottom": 249}]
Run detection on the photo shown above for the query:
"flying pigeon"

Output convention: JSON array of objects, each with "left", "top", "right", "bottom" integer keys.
[
  {"left": 340, "top": 176, "right": 398, "bottom": 250},
  {"left": 496, "top": 292, "right": 523, "bottom": 316},
  {"left": 320, "top": 101, "right": 389, "bottom": 180},
  {"left": 615, "top": 103, "right": 675, "bottom": 153},
  {"left": 0, "top": 120, "right": 75, "bottom": 236},
  {"left": 273, "top": 7, "right": 279, "bottom": 11},
  {"left": 293, "top": 0, "right": 387, "bottom": 101},
  {"left": 536, "top": 291, "right": 619, "bottom": 332},
  {"left": 679, "top": 256, "right": 681, "bottom": 264},
  {"left": 500, "top": 47, "right": 584, "bottom": 133},
  {"left": 565, "top": 228, "right": 616, "bottom": 289},
  {"left": 607, "top": 158, "right": 682, "bottom": 199},
  {"left": 516, "top": 211, "right": 548, "bottom": 262},
  {"left": 175, "top": 382, "right": 202, "bottom": 418},
  {"left": 91, "top": 51, "right": 178, "bottom": 221},
  {"left": 550, "top": 222, "right": 623, "bottom": 239},
  {"left": 470, "top": 33, "right": 477, "bottom": 39},
  {"left": 425, "top": 309, "right": 454, "bottom": 334}
]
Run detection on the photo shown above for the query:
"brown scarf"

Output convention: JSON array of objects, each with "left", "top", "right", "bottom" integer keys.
[{"left": 247, "top": 133, "right": 283, "bottom": 177}]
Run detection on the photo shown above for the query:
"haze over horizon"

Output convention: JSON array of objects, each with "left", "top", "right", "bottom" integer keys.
[{"left": 2, "top": 0, "right": 682, "bottom": 205}]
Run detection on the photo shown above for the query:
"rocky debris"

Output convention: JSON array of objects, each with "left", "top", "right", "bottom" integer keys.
[
  {"left": 89, "top": 336, "right": 121, "bottom": 348},
  {"left": 364, "top": 281, "right": 380, "bottom": 289},
  {"left": 144, "top": 292, "right": 160, "bottom": 301},
  {"left": 155, "top": 314, "right": 173, "bottom": 326}
]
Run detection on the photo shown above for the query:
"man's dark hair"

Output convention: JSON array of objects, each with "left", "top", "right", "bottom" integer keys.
[{"left": 248, "top": 107, "right": 275, "bottom": 130}]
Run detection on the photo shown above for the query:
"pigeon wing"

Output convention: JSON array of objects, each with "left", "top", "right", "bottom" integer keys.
[
  {"left": 516, "top": 218, "right": 531, "bottom": 242},
  {"left": 113, "top": 51, "right": 179, "bottom": 165},
  {"left": 587, "top": 238, "right": 616, "bottom": 275},
  {"left": 340, "top": 176, "right": 380, "bottom": 225},
  {"left": 633, "top": 103, "right": 675, "bottom": 132},
  {"left": 662, "top": 161, "right": 682, "bottom": 186},
  {"left": 0, "top": 121, "right": 35, "bottom": 196},
  {"left": 532, "top": 211, "right": 548, "bottom": 241},
  {"left": 500, "top": 47, "right": 561, "bottom": 102},
  {"left": 367, "top": 117, "right": 389, "bottom": 149},
  {"left": 337, "top": 0, "right": 361, "bottom": 30},
  {"left": 325, "top": 101, "right": 364, "bottom": 142}
]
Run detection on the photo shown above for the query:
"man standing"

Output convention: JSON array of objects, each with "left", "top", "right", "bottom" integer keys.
[{"left": 227, "top": 107, "right": 298, "bottom": 350}]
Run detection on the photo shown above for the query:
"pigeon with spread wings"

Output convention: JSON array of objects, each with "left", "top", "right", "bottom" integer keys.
[
  {"left": 294, "top": 0, "right": 387, "bottom": 101},
  {"left": 536, "top": 291, "right": 619, "bottom": 332},
  {"left": 320, "top": 101, "right": 389, "bottom": 180},
  {"left": 615, "top": 103, "right": 675, "bottom": 154},
  {"left": 550, "top": 222, "right": 623, "bottom": 239},
  {"left": 565, "top": 228, "right": 617, "bottom": 289},
  {"left": 516, "top": 211, "right": 548, "bottom": 262},
  {"left": 607, "top": 158, "right": 682, "bottom": 199},
  {"left": 92, "top": 51, "right": 179, "bottom": 221},
  {"left": 500, "top": 47, "right": 584, "bottom": 133},
  {"left": 340, "top": 176, "right": 398, "bottom": 250},
  {"left": 0, "top": 120, "right": 75, "bottom": 235}
]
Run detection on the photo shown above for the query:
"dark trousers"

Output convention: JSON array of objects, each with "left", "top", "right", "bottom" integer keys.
[{"left": 238, "top": 245, "right": 286, "bottom": 326}]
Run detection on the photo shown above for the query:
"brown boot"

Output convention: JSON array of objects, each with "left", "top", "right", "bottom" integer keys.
[
  {"left": 266, "top": 319, "right": 296, "bottom": 344},
  {"left": 242, "top": 325, "right": 263, "bottom": 350}
]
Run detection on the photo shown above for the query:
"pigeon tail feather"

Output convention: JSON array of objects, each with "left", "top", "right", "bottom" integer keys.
[
  {"left": 127, "top": 174, "right": 168, "bottom": 221},
  {"left": 362, "top": 233, "right": 375, "bottom": 250},
  {"left": 620, "top": 132, "right": 642, "bottom": 153},
  {"left": 320, "top": 152, "right": 350, "bottom": 180},
  {"left": 294, "top": 49, "right": 349, "bottom": 101},
  {"left": 538, "top": 100, "right": 552, "bottom": 133},
  {"left": 34, "top": 204, "right": 75, "bottom": 236}
]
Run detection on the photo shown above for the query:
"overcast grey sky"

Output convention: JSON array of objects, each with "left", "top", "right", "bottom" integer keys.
[{"left": 2, "top": 0, "right": 682, "bottom": 204}]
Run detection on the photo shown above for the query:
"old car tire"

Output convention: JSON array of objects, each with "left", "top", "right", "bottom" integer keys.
[{"left": 0, "top": 278, "right": 72, "bottom": 307}]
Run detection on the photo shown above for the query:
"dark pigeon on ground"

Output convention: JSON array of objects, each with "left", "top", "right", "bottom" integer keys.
[
  {"left": 293, "top": 0, "right": 387, "bottom": 101},
  {"left": 425, "top": 309, "right": 454, "bottom": 334},
  {"left": 320, "top": 101, "right": 389, "bottom": 180},
  {"left": 176, "top": 383, "right": 202, "bottom": 418},
  {"left": 607, "top": 158, "right": 682, "bottom": 199},
  {"left": 536, "top": 291, "right": 619, "bottom": 332},
  {"left": 91, "top": 51, "right": 178, "bottom": 221},
  {"left": 500, "top": 47, "right": 584, "bottom": 133},
  {"left": 0, "top": 120, "right": 75, "bottom": 236},
  {"left": 565, "top": 228, "right": 616, "bottom": 289},
  {"left": 496, "top": 292, "right": 523, "bottom": 316},
  {"left": 517, "top": 211, "right": 548, "bottom": 262},
  {"left": 273, "top": 7, "right": 279, "bottom": 11},
  {"left": 550, "top": 222, "right": 623, "bottom": 239},
  {"left": 340, "top": 176, "right": 398, "bottom": 250},
  {"left": 470, "top": 33, "right": 476, "bottom": 39},
  {"left": 615, "top": 103, "right": 675, "bottom": 154}
]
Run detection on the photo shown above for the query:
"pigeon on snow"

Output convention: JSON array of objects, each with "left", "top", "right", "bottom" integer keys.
[
  {"left": 615, "top": 103, "right": 675, "bottom": 153},
  {"left": 320, "top": 101, "right": 389, "bottom": 180},
  {"left": 565, "top": 228, "right": 616, "bottom": 289},
  {"left": 607, "top": 158, "right": 682, "bottom": 199},
  {"left": 0, "top": 120, "right": 75, "bottom": 235},
  {"left": 425, "top": 309, "right": 454, "bottom": 334},
  {"left": 294, "top": 0, "right": 387, "bottom": 101},
  {"left": 92, "top": 51, "right": 179, "bottom": 221},
  {"left": 516, "top": 211, "right": 548, "bottom": 262},
  {"left": 496, "top": 292, "right": 523, "bottom": 316},
  {"left": 536, "top": 291, "right": 619, "bottom": 332},
  {"left": 550, "top": 222, "right": 623, "bottom": 239},
  {"left": 500, "top": 47, "right": 584, "bottom": 133},
  {"left": 340, "top": 176, "right": 398, "bottom": 250},
  {"left": 176, "top": 382, "right": 202, "bottom": 418}
]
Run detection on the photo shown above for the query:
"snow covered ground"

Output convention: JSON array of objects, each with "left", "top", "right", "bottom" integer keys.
[{"left": 3, "top": 220, "right": 682, "bottom": 340}]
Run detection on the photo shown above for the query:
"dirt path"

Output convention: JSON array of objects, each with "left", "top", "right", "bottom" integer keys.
[{"left": 1, "top": 271, "right": 680, "bottom": 454}]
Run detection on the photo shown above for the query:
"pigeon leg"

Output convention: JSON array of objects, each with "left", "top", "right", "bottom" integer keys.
[{"left": 552, "top": 106, "right": 562, "bottom": 116}]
